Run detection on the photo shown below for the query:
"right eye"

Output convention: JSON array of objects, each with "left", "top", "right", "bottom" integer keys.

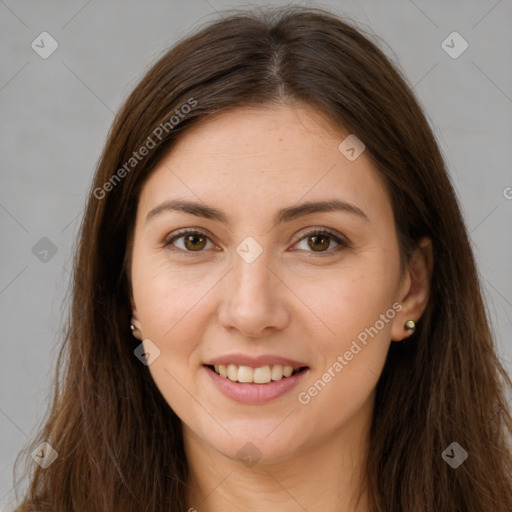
[{"left": 163, "top": 229, "right": 217, "bottom": 255}]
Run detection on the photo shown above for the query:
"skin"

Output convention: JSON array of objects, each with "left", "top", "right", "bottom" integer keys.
[{"left": 129, "top": 103, "right": 432, "bottom": 511}]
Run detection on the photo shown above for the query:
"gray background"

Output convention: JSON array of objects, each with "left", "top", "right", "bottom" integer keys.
[{"left": 1, "top": 0, "right": 511, "bottom": 509}]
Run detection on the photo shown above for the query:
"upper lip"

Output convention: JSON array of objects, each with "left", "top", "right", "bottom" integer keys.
[{"left": 204, "top": 353, "right": 308, "bottom": 368}]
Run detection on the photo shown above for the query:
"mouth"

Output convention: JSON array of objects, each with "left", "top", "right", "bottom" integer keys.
[{"left": 204, "top": 364, "right": 308, "bottom": 384}]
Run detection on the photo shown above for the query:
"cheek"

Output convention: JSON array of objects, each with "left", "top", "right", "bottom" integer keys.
[
  {"left": 131, "top": 265, "right": 214, "bottom": 413},
  {"left": 131, "top": 259, "right": 226, "bottom": 397},
  {"left": 296, "top": 254, "right": 399, "bottom": 344},
  {"left": 295, "top": 273, "right": 397, "bottom": 423},
  {"left": 132, "top": 248, "right": 213, "bottom": 335},
  {"left": 294, "top": 252, "right": 399, "bottom": 395}
]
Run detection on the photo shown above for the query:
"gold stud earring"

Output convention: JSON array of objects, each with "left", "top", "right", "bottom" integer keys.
[{"left": 404, "top": 320, "right": 416, "bottom": 335}]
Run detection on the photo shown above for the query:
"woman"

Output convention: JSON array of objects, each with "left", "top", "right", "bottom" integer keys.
[{"left": 13, "top": 5, "right": 512, "bottom": 511}]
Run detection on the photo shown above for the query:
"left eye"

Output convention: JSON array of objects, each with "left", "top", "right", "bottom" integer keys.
[
  {"left": 164, "top": 228, "right": 348, "bottom": 256},
  {"left": 294, "top": 229, "right": 347, "bottom": 254}
]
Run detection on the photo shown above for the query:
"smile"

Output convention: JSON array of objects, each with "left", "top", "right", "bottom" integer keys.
[
  {"left": 204, "top": 363, "right": 310, "bottom": 404},
  {"left": 208, "top": 364, "right": 306, "bottom": 384}
]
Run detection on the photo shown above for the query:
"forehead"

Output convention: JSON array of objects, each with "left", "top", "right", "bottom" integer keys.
[
  {"left": 166, "top": 103, "right": 348, "bottom": 167},
  {"left": 137, "top": 104, "right": 392, "bottom": 225}
]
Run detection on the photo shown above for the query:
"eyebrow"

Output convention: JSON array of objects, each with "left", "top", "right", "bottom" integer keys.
[{"left": 145, "top": 198, "right": 369, "bottom": 226}]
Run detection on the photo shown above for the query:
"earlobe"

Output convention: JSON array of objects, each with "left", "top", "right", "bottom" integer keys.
[
  {"left": 391, "top": 237, "right": 433, "bottom": 341},
  {"left": 130, "top": 296, "right": 142, "bottom": 340},
  {"left": 130, "top": 295, "right": 143, "bottom": 340},
  {"left": 130, "top": 317, "right": 143, "bottom": 340}
]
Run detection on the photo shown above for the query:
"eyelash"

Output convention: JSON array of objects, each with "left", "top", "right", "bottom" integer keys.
[{"left": 163, "top": 227, "right": 350, "bottom": 257}]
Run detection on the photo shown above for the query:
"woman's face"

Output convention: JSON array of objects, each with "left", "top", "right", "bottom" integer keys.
[{"left": 129, "top": 103, "right": 412, "bottom": 464}]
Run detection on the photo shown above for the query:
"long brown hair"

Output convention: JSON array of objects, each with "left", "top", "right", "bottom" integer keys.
[{"left": 13, "top": 6, "right": 512, "bottom": 511}]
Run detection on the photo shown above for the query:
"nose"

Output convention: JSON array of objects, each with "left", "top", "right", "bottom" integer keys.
[{"left": 217, "top": 249, "right": 290, "bottom": 338}]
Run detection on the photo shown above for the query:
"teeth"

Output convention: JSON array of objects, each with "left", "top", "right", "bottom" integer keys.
[
  {"left": 271, "top": 365, "right": 283, "bottom": 380},
  {"left": 253, "top": 366, "right": 271, "bottom": 383},
  {"left": 213, "top": 364, "right": 301, "bottom": 383},
  {"left": 238, "top": 365, "right": 253, "bottom": 383},
  {"left": 227, "top": 364, "right": 238, "bottom": 381},
  {"left": 283, "top": 366, "right": 293, "bottom": 377}
]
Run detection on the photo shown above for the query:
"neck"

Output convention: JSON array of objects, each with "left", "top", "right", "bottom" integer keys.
[{"left": 183, "top": 399, "right": 373, "bottom": 512}]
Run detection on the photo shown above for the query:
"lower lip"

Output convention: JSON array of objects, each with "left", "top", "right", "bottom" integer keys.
[{"left": 204, "top": 365, "right": 309, "bottom": 404}]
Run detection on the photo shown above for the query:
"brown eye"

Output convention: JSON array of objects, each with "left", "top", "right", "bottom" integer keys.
[
  {"left": 182, "top": 233, "right": 207, "bottom": 251},
  {"left": 294, "top": 229, "right": 349, "bottom": 255},
  {"left": 164, "top": 230, "right": 214, "bottom": 254},
  {"left": 307, "top": 233, "right": 331, "bottom": 252}
]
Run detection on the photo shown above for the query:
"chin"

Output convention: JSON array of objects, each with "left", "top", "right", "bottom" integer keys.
[{"left": 203, "top": 425, "right": 307, "bottom": 467}]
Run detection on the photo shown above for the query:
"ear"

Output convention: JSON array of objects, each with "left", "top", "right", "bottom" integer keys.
[
  {"left": 391, "top": 237, "right": 433, "bottom": 341},
  {"left": 124, "top": 231, "right": 144, "bottom": 337},
  {"left": 129, "top": 294, "right": 143, "bottom": 340}
]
